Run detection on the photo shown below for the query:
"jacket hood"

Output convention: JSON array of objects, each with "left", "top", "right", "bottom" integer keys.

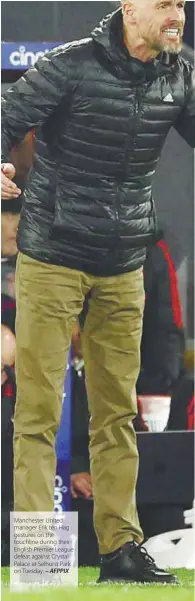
[{"left": 91, "top": 8, "right": 179, "bottom": 82}]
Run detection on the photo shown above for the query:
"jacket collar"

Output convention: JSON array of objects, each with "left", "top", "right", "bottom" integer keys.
[{"left": 91, "top": 8, "right": 179, "bottom": 82}]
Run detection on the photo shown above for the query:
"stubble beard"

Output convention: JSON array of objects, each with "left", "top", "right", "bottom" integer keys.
[
  {"left": 157, "top": 38, "right": 183, "bottom": 54},
  {"left": 141, "top": 23, "right": 183, "bottom": 56},
  {"left": 147, "top": 35, "right": 183, "bottom": 55}
]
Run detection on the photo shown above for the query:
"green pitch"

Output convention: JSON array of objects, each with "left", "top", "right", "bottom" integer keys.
[{"left": 1, "top": 567, "right": 194, "bottom": 601}]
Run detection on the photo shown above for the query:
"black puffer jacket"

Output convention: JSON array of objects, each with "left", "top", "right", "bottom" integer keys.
[{"left": 2, "top": 9, "right": 195, "bottom": 276}]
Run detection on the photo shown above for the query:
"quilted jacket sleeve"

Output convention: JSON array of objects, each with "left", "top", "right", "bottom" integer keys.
[
  {"left": 1, "top": 45, "right": 75, "bottom": 162},
  {"left": 174, "top": 64, "right": 195, "bottom": 148}
]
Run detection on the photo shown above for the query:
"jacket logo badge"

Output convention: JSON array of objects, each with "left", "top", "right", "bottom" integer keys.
[{"left": 163, "top": 93, "right": 174, "bottom": 103}]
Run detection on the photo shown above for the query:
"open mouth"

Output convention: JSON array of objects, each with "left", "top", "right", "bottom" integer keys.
[{"left": 162, "top": 28, "right": 180, "bottom": 40}]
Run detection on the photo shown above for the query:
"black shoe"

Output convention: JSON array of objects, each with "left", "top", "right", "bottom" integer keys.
[{"left": 97, "top": 541, "right": 178, "bottom": 584}]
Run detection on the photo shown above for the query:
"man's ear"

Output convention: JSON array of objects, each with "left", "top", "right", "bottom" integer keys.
[{"left": 122, "top": 1, "right": 137, "bottom": 25}]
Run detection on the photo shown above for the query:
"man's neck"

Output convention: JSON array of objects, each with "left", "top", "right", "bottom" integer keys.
[{"left": 123, "top": 25, "right": 159, "bottom": 63}]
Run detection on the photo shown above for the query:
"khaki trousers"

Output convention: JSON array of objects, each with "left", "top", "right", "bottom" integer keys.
[{"left": 14, "top": 252, "right": 145, "bottom": 553}]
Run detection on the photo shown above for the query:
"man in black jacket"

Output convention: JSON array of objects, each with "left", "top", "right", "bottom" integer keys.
[{"left": 1, "top": 0, "right": 194, "bottom": 584}]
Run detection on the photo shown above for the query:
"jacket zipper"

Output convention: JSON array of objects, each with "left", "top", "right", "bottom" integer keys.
[
  {"left": 134, "top": 97, "right": 139, "bottom": 117},
  {"left": 113, "top": 84, "right": 151, "bottom": 249},
  {"left": 113, "top": 89, "right": 142, "bottom": 243}
]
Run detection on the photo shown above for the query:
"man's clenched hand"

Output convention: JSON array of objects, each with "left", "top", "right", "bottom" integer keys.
[
  {"left": 1, "top": 163, "right": 21, "bottom": 199},
  {"left": 70, "top": 472, "right": 93, "bottom": 499}
]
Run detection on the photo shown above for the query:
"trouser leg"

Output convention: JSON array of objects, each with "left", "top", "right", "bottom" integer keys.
[
  {"left": 82, "top": 268, "right": 145, "bottom": 553},
  {"left": 14, "top": 253, "right": 89, "bottom": 511}
]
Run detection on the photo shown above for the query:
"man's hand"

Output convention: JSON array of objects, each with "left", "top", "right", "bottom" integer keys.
[
  {"left": 70, "top": 472, "right": 93, "bottom": 499},
  {"left": 1, "top": 163, "right": 21, "bottom": 199}
]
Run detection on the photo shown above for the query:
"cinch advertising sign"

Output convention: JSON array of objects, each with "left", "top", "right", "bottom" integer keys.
[{"left": 1, "top": 42, "right": 62, "bottom": 69}]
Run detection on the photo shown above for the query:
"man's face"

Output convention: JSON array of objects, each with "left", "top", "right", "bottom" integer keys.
[{"left": 124, "top": 0, "right": 186, "bottom": 54}]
